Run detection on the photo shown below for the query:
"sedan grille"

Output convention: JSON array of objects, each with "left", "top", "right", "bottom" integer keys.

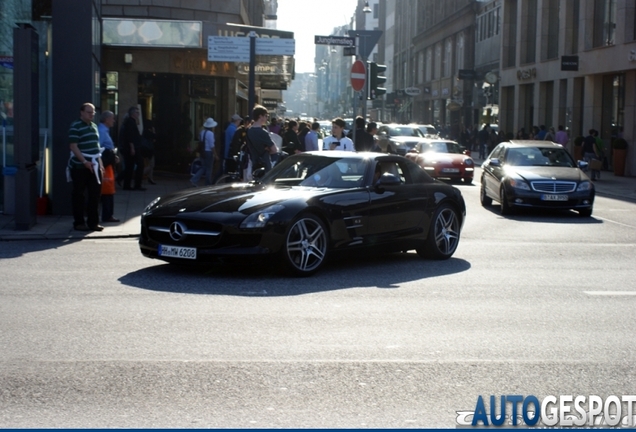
[{"left": 530, "top": 181, "right": 577, "bottom": 193}]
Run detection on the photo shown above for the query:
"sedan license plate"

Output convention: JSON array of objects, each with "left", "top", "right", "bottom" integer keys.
[
  {"left": 441, "top": 168, "right": 460, "bottom": 173},
  {"left": 158, "top": 244, "right": 197, "bottom": 259},
  {"left": 541, "top": 194, "right": 568, "bottom": 201}
]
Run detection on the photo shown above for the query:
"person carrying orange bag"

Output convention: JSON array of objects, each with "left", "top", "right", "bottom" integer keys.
[{"left": 98, "top": 110, "right": 120, "bottom": 224}]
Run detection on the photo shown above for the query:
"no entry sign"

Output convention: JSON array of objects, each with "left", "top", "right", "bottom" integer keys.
[{"left": 350, "top": 60, "right": 366, "bottom": 92}]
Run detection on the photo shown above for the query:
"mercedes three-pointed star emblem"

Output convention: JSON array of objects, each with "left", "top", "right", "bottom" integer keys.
[{"left": 169, "top": 221, "right": 187, "bottom": 241}]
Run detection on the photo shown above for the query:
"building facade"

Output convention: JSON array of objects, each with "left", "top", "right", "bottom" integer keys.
[{"left": 498, "top": 0, "right": 636, "bottom": 175}]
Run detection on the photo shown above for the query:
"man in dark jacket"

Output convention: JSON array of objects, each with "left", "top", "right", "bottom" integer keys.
[{"left": 118, "top": 106, "right": 145, "bottom": 190}]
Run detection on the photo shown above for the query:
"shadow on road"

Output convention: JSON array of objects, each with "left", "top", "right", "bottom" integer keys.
[
  {"left": 119, "top": 253, "right": 471, "bottom": 296},
  {"left": 480, "top": 206, "right": 604, "bottom": 224}
]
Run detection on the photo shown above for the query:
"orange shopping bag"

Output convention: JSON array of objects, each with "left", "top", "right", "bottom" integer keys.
[{"left": 101, "top": 164, "right": 116, "bottom": 195}]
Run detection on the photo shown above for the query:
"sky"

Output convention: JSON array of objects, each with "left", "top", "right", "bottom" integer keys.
[{"left": 275, "top": 0, "right": 358, "bottom": 73}]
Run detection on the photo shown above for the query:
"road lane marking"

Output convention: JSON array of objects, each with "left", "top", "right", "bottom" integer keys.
[
  {"left": 584, "top": 291, "right": 636, "bottom": 296},
  {"left": 593, "top": 216, "right": 636, "bottom": 229}
]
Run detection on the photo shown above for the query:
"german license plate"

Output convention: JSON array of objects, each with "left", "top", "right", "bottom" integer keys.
[
  {"left": 442, "top": 168, "right": 460, "bottom": 173},
  {"left": 158, "top": 244, "right": 197, "bottom": 259},
  {"left": 541, "top": 194, "right": 568, "bottom": 201}
]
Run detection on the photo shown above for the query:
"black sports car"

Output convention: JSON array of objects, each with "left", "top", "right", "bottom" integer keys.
[
  {"left": 480, "top": 141, "right": 595, "bottom": 217},
  {"left": 139, "top": 152, "right": 466, "bottom": 276}
]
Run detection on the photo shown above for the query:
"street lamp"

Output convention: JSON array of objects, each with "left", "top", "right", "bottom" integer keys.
[{"left": 363, "top": 1, "right": 372, "bottom": 13}]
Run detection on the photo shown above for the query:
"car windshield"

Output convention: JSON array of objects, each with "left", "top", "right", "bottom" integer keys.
[
  {"left": 260, "top": 155, "right": 369, "bottom": 188},
  {"left": 505, "top": 147, "right": 575, "bottom": 167},
  {"left": 388, "top": 127, "right": 423, "bottom": 137},
  {"left": 422, "top": 141, "right": 463, "bottom": 154}
]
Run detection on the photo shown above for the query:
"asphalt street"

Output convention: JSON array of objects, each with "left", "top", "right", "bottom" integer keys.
[{"left": 0, "top": 171, "right": 635, "bottom": 428}]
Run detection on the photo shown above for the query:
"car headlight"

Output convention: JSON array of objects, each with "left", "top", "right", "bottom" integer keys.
[
  {"left": 508, "top": 178, "right": 531, "bottom": 191},
  {"left": 464, "top": 159, "right": 474, "bottom": 166},
  {"left": 577, "top": 181, "right": 593, "bottom": 192},
  {"left": 240, "top": 204, "right": 285, "bottom": 229},
  {"left": 143, "top": 197, "right": 161, "bottom": 213}
]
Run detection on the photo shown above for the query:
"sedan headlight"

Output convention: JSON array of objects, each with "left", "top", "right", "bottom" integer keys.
[
  {"left": 464, "top": 159, "right": 474, "bottom": 166},
  {"left": 508, "top": 178, "right": 531, "bottom": 191},
  {"left": 240, "top": 204, "right": 285, "bottom": 229},
  {"left": 577, "top": 181, "right": 593, "bottom": 192},
  {"left": 143, "top": 197, "right": 161, "bottom": 213}
]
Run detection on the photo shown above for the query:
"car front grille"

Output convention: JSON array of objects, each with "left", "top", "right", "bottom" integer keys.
[{"left": 530, "top": 181, "right": 577, "bottom": 193}]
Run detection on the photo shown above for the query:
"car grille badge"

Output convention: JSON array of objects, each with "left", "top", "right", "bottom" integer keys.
[{"left": 169, "top": 221, "right": 187, "bottom": 241}]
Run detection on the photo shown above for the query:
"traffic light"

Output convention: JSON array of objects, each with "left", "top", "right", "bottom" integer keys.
[{"left": 367, "top": 62, "right": 387, "bottom": 100}]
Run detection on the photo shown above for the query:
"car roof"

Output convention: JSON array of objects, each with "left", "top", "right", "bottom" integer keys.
[{"left": 503, "top": 140, "right": 564, "bottom": 148}]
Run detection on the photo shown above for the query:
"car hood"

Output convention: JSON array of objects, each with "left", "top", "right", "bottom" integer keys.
[
  {"left": 508, "top": 166, "right": 588, "bottom": 182},
  {"left": 422, "top": 153, "right": 471, "bottom": 164},
  {"left": 146, "top": 183, "right": 321, "bottom": 216},
  {"left": 390, "top": 136, "right": 429, "bottom": 145}
]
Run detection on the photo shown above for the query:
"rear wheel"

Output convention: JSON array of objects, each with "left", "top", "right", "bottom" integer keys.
[
  {"left": 417, "top": 204, "right": 461, "bottom": 260},
  {"left": 282, "top": 213, "right": 328, "bottom": 276},
  {"left": 480, "top": 182, "right": 492, "bottom": 206}
]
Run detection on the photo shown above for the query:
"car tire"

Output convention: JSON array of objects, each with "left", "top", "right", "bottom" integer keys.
[
  {"left": 282, "top": 213, "right": 328, "bottom": 276},
  {"left": 500, "top": 187, "right": 512, "bottom": 215},
  {"left": 578, "top": 208, "right": 593, "bottom": 217},
  {"left": 417, "top": 204, "right": 461, "bottom": 260},
  {"left": 463, "top": 177, "right": 473, "bottom": 185},
  {"left": 480, "top": 182, "right": 492, "bottom": 206}
]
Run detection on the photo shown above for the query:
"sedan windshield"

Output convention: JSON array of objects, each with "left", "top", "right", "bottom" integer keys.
[
  {"left": 422, "top": 141, "right": 463, "bottom": 154},
  {"left": 505, "top": 147, "right": 575, "bottom": 167},
  {"left": 388, "top": 127, "right": 424, "bottom": 137},
  {"left": 260, "top": 155, "right": 369, "bottom": 188}
]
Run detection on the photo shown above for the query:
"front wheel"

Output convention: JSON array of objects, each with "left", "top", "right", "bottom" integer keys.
[
  {"left": 463, "top": 177, "right": 473, "bottom": 185},
  {"left": 282, "top": 213, "right": 328, "bottom": 276},
  {"left": 500, "top": 187, "right": 513, "bottom": 215},
  {"left": 417, "top": 204, "right": 461, "bottom": 260},
  {"left": 480, "top": 182, "right": 492, "bottom": 206},
  {"left": 578, "top": 208, "right": 593, "bottom": 217}
]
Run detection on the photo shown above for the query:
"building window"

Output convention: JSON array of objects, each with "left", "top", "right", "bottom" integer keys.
[
  {"left": 546, "top": 0, "right": 559, "bottom": 59},
  {"left": 443, "top": 39, "right": 452, "bottom": 77},
  {"left": 593, "top": 0, "right": 617, "bottom": 47},
  {"left": 456, "top": 33, "right": 464, "bottom": 73},
  {"left": 434, "top": 43, "right": 441, "bottom": 79},
  {"left": 418, "top": 51, "right": 424, "bottom": 84},
  {"left": 425, "top": 47, "right": 432, "bottom": 82},
  {"left": 522, "top": 0, "right": 537, "bottom": 64},
  {"left": 373, "top": 3, "right": 378, "bottom": 19},
  {"left": 503, "top": 0, "right": 518, "bottom": 68}
]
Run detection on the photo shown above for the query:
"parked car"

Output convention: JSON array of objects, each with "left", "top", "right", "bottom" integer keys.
[
  {"left": 408, "top": 139, "right": 475, "bottom": 184},
  {"left": 410, "top": 123, "right": 438, "bottom": 137},
  {"left": 375, "top": 124, "right": 430, "bottom": 155},
  {"left": 139, "top": 151, "right": 466, "bottom": 276},
  {"left": 480, "top": 140, "right": 595, "bottom": 216}
]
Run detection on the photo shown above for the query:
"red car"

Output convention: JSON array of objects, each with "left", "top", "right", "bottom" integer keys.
[{"left": 407, "top": 139, "right": 475, "bottom": 184}]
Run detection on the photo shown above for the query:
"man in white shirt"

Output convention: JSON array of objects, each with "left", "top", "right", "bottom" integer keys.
[{"left": 323, "top": 117, "right": 354, "bottom": 151}]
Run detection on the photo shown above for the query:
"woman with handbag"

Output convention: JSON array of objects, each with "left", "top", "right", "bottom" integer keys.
[{"left": 582, "top": 129, "right": 601, "bottom": 181}]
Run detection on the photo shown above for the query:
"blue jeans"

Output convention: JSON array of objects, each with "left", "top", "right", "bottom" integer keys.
[{"left": 191, "top": 150, "right": 214, "bottom": 185}]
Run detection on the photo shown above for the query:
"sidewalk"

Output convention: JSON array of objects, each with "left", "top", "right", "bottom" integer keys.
[
  {"left": 0, "top": 168, "right": 634, "bottom": 241},
  {"left": 0, "top": 173, "right": 192, "bottom": 241}
]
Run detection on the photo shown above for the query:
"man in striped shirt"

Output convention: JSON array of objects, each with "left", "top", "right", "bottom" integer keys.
[{"left": 68, "top": 102, "right": 104, "bottom": 231}]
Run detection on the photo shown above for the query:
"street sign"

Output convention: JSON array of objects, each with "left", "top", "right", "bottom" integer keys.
[
  {"left": 255, "top": 38, "right": 295, "bottom": 55},
  {"left": 343, "top": 46, "right": 356, "bottom": 56},
  {"left": 314, "top": 35, "right": 355, "bottom": 46},
  {"left": 351, "top": 60, "right": 366, "bottom": 92},
  {"left": 208, "top": 36, "right": 250, "bottom": 62},
  {"left": 404, "top": 87, "right": 421, "bottom": 96},
  {"left": 208, "top": 36, "right": 295, "bottom": 62},
  {"left": 347, "top": 30, "right": 382, "bottom": 60}
]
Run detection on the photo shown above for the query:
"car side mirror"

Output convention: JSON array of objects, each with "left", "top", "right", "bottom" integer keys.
[
  {"left": 252, "top": 167, "right": 265, "bottom": 179},
  {"left": 488, "top": 158, "right": 501, "bottom": 167},
  {"left": 578, "top": 160, "right": 588, "bottom": 170},
  {"left": 463, "top": 148, "right": 471, "bottom": 156},
  {"left": 375, "top": 172, "right": 401, "bottom": 188}
]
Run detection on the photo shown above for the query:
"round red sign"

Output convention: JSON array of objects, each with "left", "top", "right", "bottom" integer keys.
[{"left": 350, "top": 60, "right": 366, "bottom": 92}]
